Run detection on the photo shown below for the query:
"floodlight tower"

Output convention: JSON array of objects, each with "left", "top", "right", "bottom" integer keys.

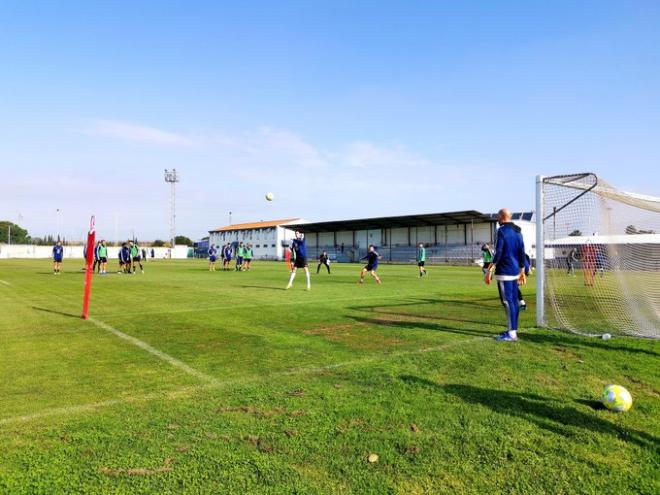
[{"left": 164, "top": 169, "right": 179, "bottom": 251}]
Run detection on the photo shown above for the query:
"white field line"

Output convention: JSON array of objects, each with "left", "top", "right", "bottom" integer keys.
[
  {"left": 0, "top": 335, "right": 486, "bottom": 426},
  {"left": 0, "top": 385, "right": 212, "bottom": 426},
  {"left": 0, "top": 279, "right": 11, "bottom": 286},
  {"left": 87, "top": 317, "right": 222, "bottom": 387},
  {"left": 1, "top": 282, "right": 223, "bottom": 388}
]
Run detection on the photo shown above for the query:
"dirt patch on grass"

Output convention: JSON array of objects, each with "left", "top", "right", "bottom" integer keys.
[
  {"left": 99, "top": 458, "right": 173, "bottom": 477},
  {"left": 244, "top": 434, "right": 274, "bottom": 453},
  {"left": 303, "top": 322, "right": 402, "bottom": 350}
]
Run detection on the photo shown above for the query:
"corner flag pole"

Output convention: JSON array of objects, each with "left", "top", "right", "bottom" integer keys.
[{"left": 81, "top": 215, "right": 96, "bottom": 320}]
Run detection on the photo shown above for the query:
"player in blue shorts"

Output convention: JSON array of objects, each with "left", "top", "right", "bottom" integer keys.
[
  {"left": 359, "top": 245, "right": 382, "bottom": 284},
  {"left": 52, "top": 240, "right": 64, "bottom": 274},
  {"left": 208, "top": 245, "right": 218, "bottom": 271},
  {"left": 223, "top": 244, "right": 233, "bottom": 271},
  {"left": 286, "top": 231, "right": 311, "bottom": 290}
]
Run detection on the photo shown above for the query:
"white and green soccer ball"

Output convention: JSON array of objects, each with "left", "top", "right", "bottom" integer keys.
[
  {"left": 265, "top": 192, "right": 274, "bottom": 201},
  {"left": 601, "top": 384, "right": 633, "bottom": 412}
]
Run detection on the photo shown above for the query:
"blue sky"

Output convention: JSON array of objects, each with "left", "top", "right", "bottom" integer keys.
[{"left": 1, "top": 1, "right": 659, "bottom": 241}]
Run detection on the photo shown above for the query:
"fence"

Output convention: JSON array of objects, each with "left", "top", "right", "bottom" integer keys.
[
  {"left": 306, "top": 244, "right": 484, "bottom": 265},
  {"left": 0, "top": 244, "right": 192, "bottom": 260}
]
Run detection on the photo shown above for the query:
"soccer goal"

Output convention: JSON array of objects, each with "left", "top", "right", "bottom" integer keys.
[{"left": 536, "top": 173, "right": 660, "bottom": 338}]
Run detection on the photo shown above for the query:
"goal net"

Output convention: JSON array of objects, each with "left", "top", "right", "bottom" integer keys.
[{"left": 537, "top": 173, "right": 660, "bottom": 338}]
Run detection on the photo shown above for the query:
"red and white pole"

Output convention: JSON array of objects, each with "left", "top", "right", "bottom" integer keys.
[{"left": 81, "top": 215, "right": 96, "bottom": 320}]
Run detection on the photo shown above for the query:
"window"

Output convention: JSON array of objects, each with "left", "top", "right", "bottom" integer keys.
[
  {"left": 256, "top": 244, "right": 260, "bottom": 248},
  {"left": 271, "top": 244, "right": 276, "bottom": 248}
]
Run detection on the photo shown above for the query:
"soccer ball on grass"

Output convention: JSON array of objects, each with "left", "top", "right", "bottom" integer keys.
[{"left": 601, "top": 384, "right": 632, "bottom": 412}]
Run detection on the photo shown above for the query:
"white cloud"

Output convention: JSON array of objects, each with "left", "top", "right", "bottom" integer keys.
[
  {"left": 83, "top": 120, "right": 195, "bottom": 147},
  {"left": 342, "top": 141, "right": 430, "bottom": 169},
  {"left": 211, "top": 126, "right": 328, "bottom": 169}
]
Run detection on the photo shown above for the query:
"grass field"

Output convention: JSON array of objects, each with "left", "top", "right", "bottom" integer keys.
[{"left": 1, "top": 259, "right": 658, "bottom": 494}]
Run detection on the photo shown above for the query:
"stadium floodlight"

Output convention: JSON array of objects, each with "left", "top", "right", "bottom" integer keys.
[
  {"left": 164, "top": 169, "right": 179, "bottom": 251},
  {"left": 536, "top": 173, "right": 660, "bottom": 338}
]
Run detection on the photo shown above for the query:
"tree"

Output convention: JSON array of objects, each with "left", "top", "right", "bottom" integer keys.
[
  {"left": 625, "top": 225, "right": 638, "bottom": 235},
  {"left": 152, "top": 239, "right": 166, "bottom": 247},
  {"left": 568, "top": 229, "right": 582, "bottom": 237},
  {"left": 174, "top": 235, "right": 193, "bottom": 246},
  {"left": 0, "top": 221, "right": 30, "bottom": 244}
]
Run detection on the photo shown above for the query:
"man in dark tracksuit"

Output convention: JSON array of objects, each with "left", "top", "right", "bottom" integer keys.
[
  {"left": 317, "top": 251, "right": 331, "bottom": 274},
  {"left": 485, "top": 209, "right": 527, "bottom": 342}
]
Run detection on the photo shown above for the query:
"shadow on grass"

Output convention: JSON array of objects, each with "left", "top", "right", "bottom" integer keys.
[
  {"left": 348, "top": 296, "right": 499, "bottom": 313},
  {"left": 575, "top": 398, "right": 605, "bottom": 411},
  {"left": 32, "top": 306, "right": 80, "bottom": 318},
  {"left": 400, "top": 376, "right": 660, "bottom": 450},
  {"left": 348, "top": 315, "right": 496, "bottom": 339},
  {"left": 522, "top": 332, "right": 660, "bottom": 358},
  {"left": 349, "top": 297, "right": 660, "bottom": 358}
]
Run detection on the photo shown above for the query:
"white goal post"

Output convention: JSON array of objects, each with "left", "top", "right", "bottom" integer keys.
[{"left": 536, "top": 173, "right": 660, "bottom": 338}]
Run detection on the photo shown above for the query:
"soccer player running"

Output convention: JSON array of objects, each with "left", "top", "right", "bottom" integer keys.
[
  {"left": 359, "top": 245, "right": 382, "bottom": 285},
  {"left": 317, "top": 250, "right": 331, "bottom": 274},
  {"left": 129, "top": 240, "right": 144, "bottom": 274},
  {"left": 52, "top": 240, "right": 64, "bottom": 274},
  {"left": 417, "top": 243, "right": 427, "bottom": 277},
  {"left": 208, "top": 245, "right": 218, "bottom": 271},
  {"left": 286, "top": 231, "right": 311, "bottom": 290},
  {"left": 485, "top": 208, "right": 526, "bottom": 342}
]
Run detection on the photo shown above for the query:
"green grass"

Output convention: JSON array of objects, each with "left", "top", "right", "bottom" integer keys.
[{"left": 0, "top": 259, "right": 658, "bottom": 494}]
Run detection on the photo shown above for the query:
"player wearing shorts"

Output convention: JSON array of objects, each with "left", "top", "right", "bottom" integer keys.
[
  {"left": 97, "top": 240, "right": 108, "bottom": 275},
  {"left": 208, "top": 245, "right": 218, "bottom": 271},
  {"left": 129, "top": 241, "right": 144, "bottom": 274},
  {"left": 52, "top": 241, "right": 64, "bottom": 274},
  {"left": 223, "top": 244, "right": 233, "bottom": 271},
  {"left": 359, "top": 245, "right": 382, "bottom": 284},
  {"left": 286, "top": 231, "right": 311, "bottom": 290},
  {"left": 235, "top": 242, "right": 245, "bottom": 271},
  {"left": 317, "top": 251, "right": 330, "bottom": 274},
  {"left": 119, "top": 243, "right": 131, "bottom": 274},
  {"left": 417, "top": 243, "right": 427, "bottom": 277},
  {"left": 244, "top": 244, "right": 254, "bottom": 271}
]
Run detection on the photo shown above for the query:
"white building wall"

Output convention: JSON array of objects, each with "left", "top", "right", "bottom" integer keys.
[
  {"left": 319, "top": 232, "right": 334, "bottom": 247},
  {"left": 446, "top": 224, "right": 465, "bottom": 244},
  {"left": 355, "top": 230, "right": 368, "bottom": 248},
  {"left": 367, "top": 229, "right": 382, "bottom": 247},
  {"left": 415, "top": 226, "right": 433, "bottom": 244},
  {"left": 208, "top": 221, "right": 302, "bottom": 260},
  {"left": 391, "top": 228, "right": 408, "bottom": 246},
  {"left": 336, "top": 231, "right": 353, "bottom": 247}
]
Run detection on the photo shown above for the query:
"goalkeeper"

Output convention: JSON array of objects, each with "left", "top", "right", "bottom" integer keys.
[{"left": 485, "top": 209, "right": 527, "bottom": 342}]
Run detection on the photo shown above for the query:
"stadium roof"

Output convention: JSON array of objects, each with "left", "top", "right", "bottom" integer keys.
[
  {"left": 488, "top": 211, "right": 534, "bottom": 222},
  {"left": 285, "top": 210, "right": 494, "bottom": 233},
  {"left": 210, "top": 218, "right": 300, "bottom": 233}
]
